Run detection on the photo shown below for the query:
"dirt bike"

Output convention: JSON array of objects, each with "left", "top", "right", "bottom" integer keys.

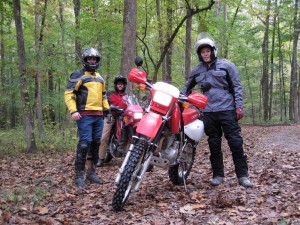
[
  {"left": 104, "top": 94, "right": 144, "bottom": 163},
  {"left": 112, "top": 58, "right": 209, "bottom": 212}
]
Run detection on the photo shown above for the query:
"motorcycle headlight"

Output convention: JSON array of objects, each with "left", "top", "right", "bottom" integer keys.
[
  {"left": 153, "top": 91, "right": 172, "bottom": 107},
  {"left": 134, "top": 112, "right": 143, "bottom": 120}
]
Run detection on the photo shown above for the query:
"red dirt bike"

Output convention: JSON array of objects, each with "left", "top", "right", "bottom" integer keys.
[
  {"left": 104, "top": 94, "right": 144, "bottom": 163},
  {"left": 112, "top": 58, "right": 209, "bottom": 211}
]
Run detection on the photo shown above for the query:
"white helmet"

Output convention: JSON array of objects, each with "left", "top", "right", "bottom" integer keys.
[
  {"left": 184, "top": 119, "right": 205, "bottom": 141},
  {"left": 195, "top": 32, "right": 217, "bottom": 62}
]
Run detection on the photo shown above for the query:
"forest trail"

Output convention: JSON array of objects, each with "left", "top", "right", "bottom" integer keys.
[{"left": 1, "top": 124, "right": 300, "bottom": 224}]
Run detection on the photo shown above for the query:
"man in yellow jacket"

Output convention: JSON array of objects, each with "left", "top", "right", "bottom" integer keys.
[{"left": 64, "top": 47, "right": 110, "bottom": 188}]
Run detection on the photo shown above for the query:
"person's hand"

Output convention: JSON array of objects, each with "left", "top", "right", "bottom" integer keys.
[
  {"left": 107, "top": 113, "right": 115, "bottom": 123},
  {"left": 71, "top": 112, "right": 81, "bottom": 121},
  {"left": 235, "top": 108, "right": 244, "bottom": 120}
]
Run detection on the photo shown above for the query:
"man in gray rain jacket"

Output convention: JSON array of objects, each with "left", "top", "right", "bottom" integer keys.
[{"left": 182, "top": 33, "right": 252, "bottom": 188}]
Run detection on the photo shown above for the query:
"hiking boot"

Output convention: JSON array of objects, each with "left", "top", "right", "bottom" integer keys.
[
  {"left": 210, "top": 176, "right": 224, "bottom": 186},
  {"left": 96, "top": 159, "right": 105, "bottom": 167},
  {"left": 75, "top": 176, "right": 88, "bottom": 189},
  {"left": 86, "top": 170, "right": 103, "bottom": 184},
  {"left": 238, "top": 177, "right": 253, "bottom": 188}
]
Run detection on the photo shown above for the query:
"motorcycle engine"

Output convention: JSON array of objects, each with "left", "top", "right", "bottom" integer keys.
[{"left": 159, "top": 134, "right": 180, "bottom": 164}]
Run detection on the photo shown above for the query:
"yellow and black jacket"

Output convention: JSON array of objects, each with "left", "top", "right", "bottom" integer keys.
[{"left": 64, "top": 68, "right": 110, "bottom": 114}]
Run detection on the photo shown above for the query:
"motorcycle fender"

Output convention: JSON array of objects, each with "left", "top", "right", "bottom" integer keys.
[
  {"left": 168, "top": 103, "right": 181, "bottom": 133},
  {"left": 136, "top": 112, "right": 162, "bottom": 138}
]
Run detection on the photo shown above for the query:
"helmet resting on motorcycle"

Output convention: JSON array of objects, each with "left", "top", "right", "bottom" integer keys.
[
  {"left": 114, "top": 75, "right": 127, "bottom": 93},
  {"left": 195, "top": 32, "right": 217, "bottom": 62},
  {"left": 82, "top": 47, "right": 101, "bottom": 72}
]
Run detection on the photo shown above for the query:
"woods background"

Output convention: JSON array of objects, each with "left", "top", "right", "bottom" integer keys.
[{"left": 0, "top": 0, "right": 299, "bottom": 152}]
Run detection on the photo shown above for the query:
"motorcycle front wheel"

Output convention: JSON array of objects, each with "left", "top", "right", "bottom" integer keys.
[
  {"left": 168, "top": 139, "right": 196, "bottom": 185},
  {"left": 112, "top": 139, "right": 147, "bottom": 212}
]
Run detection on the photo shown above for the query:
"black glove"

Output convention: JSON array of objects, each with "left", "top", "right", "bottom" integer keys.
[
  {"left": 107, "top": 113, "right": 115, "bottom": 123},
  {"left": 200, "top": 82, "right": 211, "bottom": 93}
]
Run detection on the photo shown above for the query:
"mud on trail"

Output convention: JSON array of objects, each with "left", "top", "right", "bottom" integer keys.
[{"left": 0, "top": 124, "right": 299, "bottom": 224}]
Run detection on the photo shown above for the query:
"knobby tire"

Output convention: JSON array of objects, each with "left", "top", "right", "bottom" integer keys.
[{"left": 112, "top": 139, "right": 147, "bottom": 211}]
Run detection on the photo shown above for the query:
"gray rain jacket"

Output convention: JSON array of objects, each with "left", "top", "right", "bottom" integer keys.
[{"left": 182, "top": 58, "right": 243, "bottom": 112}]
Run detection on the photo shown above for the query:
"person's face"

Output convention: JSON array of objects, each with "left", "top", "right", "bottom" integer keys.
[
  {"left": 116, "top": 82, "right": 124, "bottom": 91},
  {"left": 200, "top": 47, "right": 212, "bottom": 63},
  {"left": 87, "top": 57, "right": 97, "bottom": 64}
]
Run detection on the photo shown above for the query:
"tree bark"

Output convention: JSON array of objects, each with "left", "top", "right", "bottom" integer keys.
[
  {"left": 13, "top": 0, "right": 37, "bottom": 152},
  {"left": 289, "top": 0, "right": 299, "bottom": 122},
  {"left": 184, "top": 6, "right": 192, "bottom": 81},
  {"left": 269, "top": 10, "right": 277, "bottom": 120},
  {"left": 261, "top": 0, "right": 271, "bottom": 121},
  {"left": 73, "top": 0, "right": 81, "bottom": 64},
  {"left": 0, "top": 1, "right": 7, "bottom": 128},
  {"left": 120, "top": 0, "right": 136, "bottom": 92},
  {"left": 165, "top": 0, "right": 172, "bottom": 83},
  {"left": 156, "top": 0, "right": 166, "bottom": 80},
  {"left": 34, "top": 0, "right": 48, "bottom": 136}
]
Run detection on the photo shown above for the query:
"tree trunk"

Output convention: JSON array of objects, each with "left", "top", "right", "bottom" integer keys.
[
  {"left": 184, "top": 6, "right": 192, "bottom": 81},
  {"left": 261, "top": 0, "right": 271, "bottom": 121},
  {"left": 269, "top": 11, "right": 277, "bottom": 120},
  {"left": 0, "top": 1, "right": 7, "bottom": 128},
  {"left": 120, "top": 0, "right": 136, "bottom": 92},
  {"left": 289, "top": 0, "right": 299, "bottom": 122},
  {"left": 13, "top": 0, "right": 37, "bottom": 152},
  {"left": 73, "top": 0, "right": 81, "bottom": 65},
  {"left": 277, "top": 15, "right": 287, "bottom": 121},
  {"left": 34, "top": 0, "right": 48, "bottom": 136},
  {"left": 244, "top": 61, "right": 255, "bottom": 124},
  {"left": 156, "top": 0, "right": 166, "bottom": 80},
  {"left": 165, "top": 1, "right": 172, "bottom": 83}
]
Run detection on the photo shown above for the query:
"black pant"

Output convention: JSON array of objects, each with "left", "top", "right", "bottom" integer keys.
[{"left": 203, "top": 110, "right": 248, "bottom": 178}]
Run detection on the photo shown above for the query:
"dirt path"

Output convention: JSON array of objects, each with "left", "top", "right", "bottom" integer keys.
[{"left": 0, "top": 125, "right": 299, "bottom": 224}]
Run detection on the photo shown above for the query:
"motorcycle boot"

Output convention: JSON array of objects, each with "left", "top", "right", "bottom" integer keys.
[
  {"left": 86, "top": 140, "right": 103, "bottom": 184},
  {"left": 238, "top": 177, "right": 253, "bottom": 188},
  {"left": 75, "top": 141, "right": 90, "bottom": 188},
  {"left": 86, "top": 160, "right": 103, "bottom": 184},
  {"left": 211, "top": 176, "right": 224, "bottom": 186},
  {"left": 96, "top": 158, "right": 105, "bottom": 167}
]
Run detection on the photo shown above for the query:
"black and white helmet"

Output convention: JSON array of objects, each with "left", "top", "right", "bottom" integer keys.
[
  {"left": 195, "top": 33, "right": 217, "bottom": 62},
  {"left": 114, "top": 75, "right": 127, "bottom": 93},
  {"left": 82, "top": 47, "right": 101, "bottom": 72}
]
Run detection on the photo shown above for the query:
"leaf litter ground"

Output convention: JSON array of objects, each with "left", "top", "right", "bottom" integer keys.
[{"left": 1, "top": 124, "right": 300, "bottom": 224}]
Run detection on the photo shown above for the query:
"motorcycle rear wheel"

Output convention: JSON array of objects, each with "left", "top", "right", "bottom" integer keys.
[
  {"left": 105, "top": 133, "right": 119, "bottom": 163},
  {"left": 168, "top": 139, "right": 195, "bottom": 185},
  {"left": 112, "top": 139, "right": 147, "bottom": 211}
]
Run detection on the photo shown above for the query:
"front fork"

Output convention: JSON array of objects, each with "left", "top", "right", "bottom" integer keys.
[{"left": 115, "top": 136, "right": 154, "bottom": 193}]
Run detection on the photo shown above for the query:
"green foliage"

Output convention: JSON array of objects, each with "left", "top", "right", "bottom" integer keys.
[{"left": 0, "top": 124, "right": 77, "bottom": 156}]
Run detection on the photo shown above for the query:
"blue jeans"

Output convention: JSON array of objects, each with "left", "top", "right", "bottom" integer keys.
[{"left": 76, "top": 115, "right": 104, "bottom": 143}]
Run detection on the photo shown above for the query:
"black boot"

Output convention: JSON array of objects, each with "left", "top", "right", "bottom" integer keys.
[
  {"left": 75, "top": 141, "right": 90, "bottom": 188},
  {"left": 75, "top": 171, "right": 87, "bottom": 188},
  {"left": 86, "top": 140, "right": 103, "bottom": 184},
  {"left": 86, "top": 161, "right": 103, "bottom": 184}
]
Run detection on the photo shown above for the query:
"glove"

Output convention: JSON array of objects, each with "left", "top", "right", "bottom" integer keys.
[
  {"left": 235, "top": 108, "right": 244, "bottom": 120},
  {"left": 107, "top": 113, "right": 115, "bottom": 123}
]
